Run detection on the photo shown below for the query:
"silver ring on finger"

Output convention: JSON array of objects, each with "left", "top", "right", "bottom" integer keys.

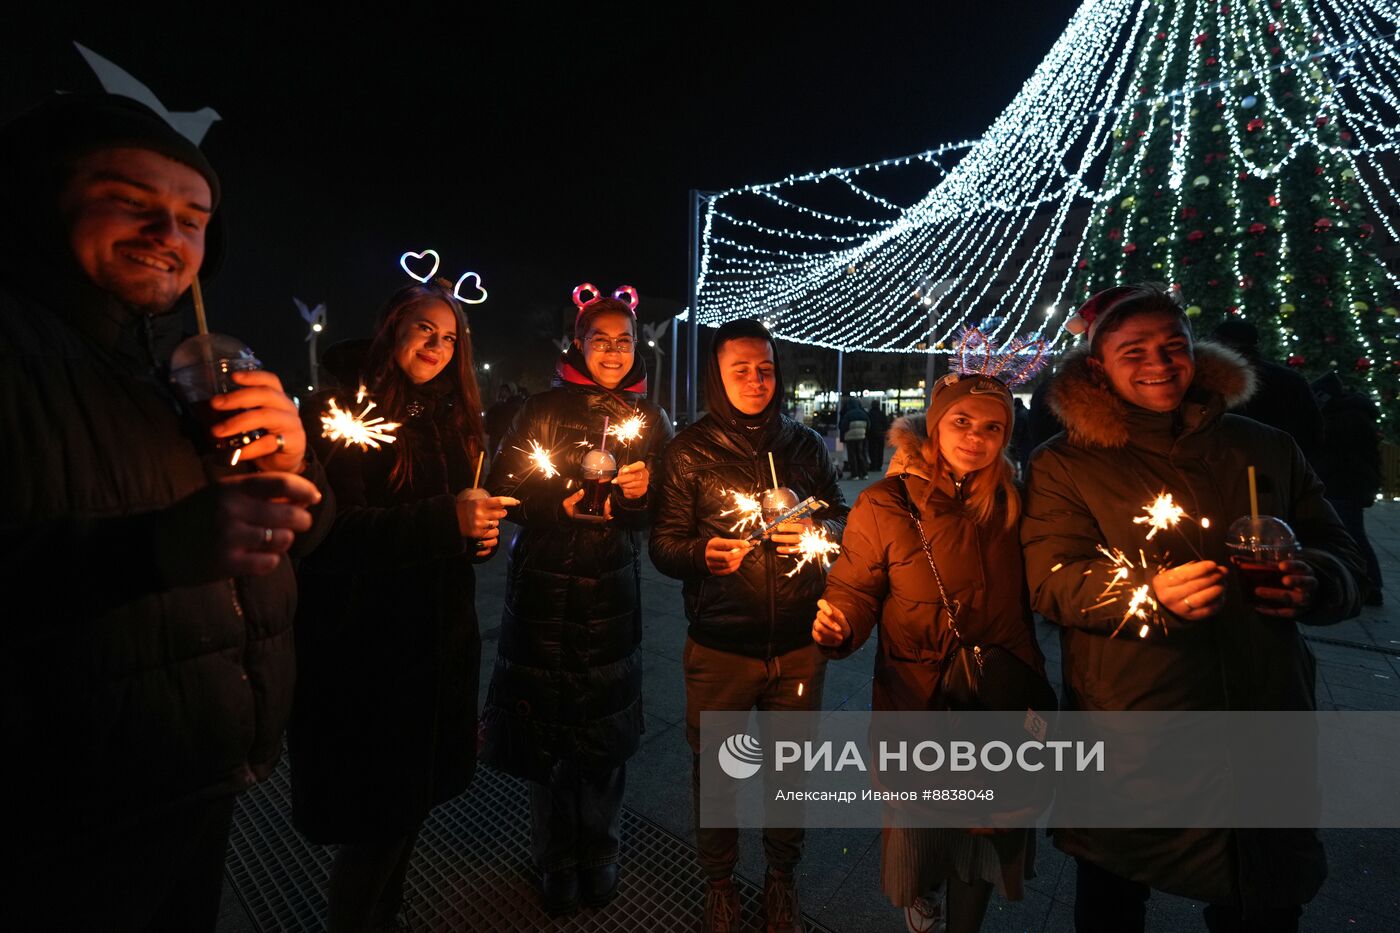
[
  {"left": 275, "top": 433, "right": 286, "bottom": 453},
  {"left": 1183, "top": 595, "right": 1194, "bottom": 610},
  {"left": 262, "top": 527, "right": 274, "bottom": 546}
]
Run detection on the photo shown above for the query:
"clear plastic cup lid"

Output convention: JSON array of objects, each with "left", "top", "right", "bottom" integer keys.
[
  {"left": 760, "top": 487, "right": 800, "bottom": 510},
  {"left": 582, "top": 448, "right": 617, "bottom": 472},
  {"left": 1225, "top": 515, "right": 1298, "bottom": 553},
  {"left": 170, "top": 333, "right": 260, "bottom": 373}
]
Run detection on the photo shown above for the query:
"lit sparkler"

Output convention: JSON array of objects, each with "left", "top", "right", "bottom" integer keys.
[
  {"left": 523, "top": 440, "right": 560, "bottom": 479},
  {"left": 784, "top": 527, "right": 842, "bottom": 577},
  {"left": 320, "top": 385, "right": 402, "bottom": 451},
  {"left": 1082, "top": 545, "right": 1168, "bottom": 639},
  {"left": 1133, "top": 492, "right": 1186, "bottom": 540},
  {"left": 1133, "top": 491, "right": 1208, "bottom": 557},
  {"left": 607, "top": 413, "right": 646, "bottom": 446},
  {"left": 720, "top": 490, "right": 763, "bottom": 534}
]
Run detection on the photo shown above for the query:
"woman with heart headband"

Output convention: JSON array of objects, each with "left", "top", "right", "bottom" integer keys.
[
  {"left": 481, "top": 282, "right": 674, "bottom": 915},
  {"left": 289, "top": 280, "right": 514, "bottom": 932},
  {"left": 813, "top": 327, "right": 1051, "bottom": 933}
]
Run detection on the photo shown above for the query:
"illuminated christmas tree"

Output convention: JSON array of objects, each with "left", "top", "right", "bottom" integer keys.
[
  {"left": 1073, "top": 0, "right": 1399, "bottom": 427},
  {"left": 692, "top": 0, "right": 1400, "bottom": 430}
]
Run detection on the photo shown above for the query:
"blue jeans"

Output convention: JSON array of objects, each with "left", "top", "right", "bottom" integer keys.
[{"left": 530, "top": 759, "right": 625, "bottom": 872}]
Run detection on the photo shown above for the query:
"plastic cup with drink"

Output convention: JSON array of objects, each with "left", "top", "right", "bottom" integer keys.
[
  {"left": 169, "top": 333, "right": 266, "bottom": 452},
  {"left": 1225, "top": 514, "right": 1300, "bottom": 609},
  {"left": 575, "top": 448, "right": 617, "bottom": 522}
]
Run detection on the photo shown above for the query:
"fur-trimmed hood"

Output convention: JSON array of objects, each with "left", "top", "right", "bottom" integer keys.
[
  {"left": 885, "top": 415, "right": 933, "bottom": 480},
  {"left": 1047, "top": 339, "right": 1257, "bottom": 449}
]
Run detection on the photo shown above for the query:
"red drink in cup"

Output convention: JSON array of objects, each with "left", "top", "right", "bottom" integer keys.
[
  {"left": 169, "top": 333, "right": 266, "bottom": 451},
  {"left": 576, "top": 448, "right": 616, "bottom": 522},
  {"left": 1225, "top": 515, "right": 1299, "bottom": 608}
]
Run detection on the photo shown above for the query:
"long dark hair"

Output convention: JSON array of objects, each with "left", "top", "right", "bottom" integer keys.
[{"left": 363, "top": 281, "right": 484, "bottom": 490}]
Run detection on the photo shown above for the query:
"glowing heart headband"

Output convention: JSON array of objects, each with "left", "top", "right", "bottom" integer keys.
[
  {"left": 572, "top": 282, "right": 639, "bottom": 319},
  {"left": 398, "top": 248, "right": 488, "bottom": 305}
]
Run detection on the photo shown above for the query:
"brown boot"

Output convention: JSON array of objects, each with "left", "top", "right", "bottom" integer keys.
[
  {"left": 702, "top": 877, "right": 741, "bottom": 932},
  {"left": 763, "top": 868, "right": 805, "bottom": 933}
]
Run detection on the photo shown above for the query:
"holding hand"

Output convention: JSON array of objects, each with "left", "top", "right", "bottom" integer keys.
[
  {"left": 157, "top": 471, "right": 322, "bottom": 581},
  {"left": 456, "top": 495, "right": 519, "bottom": 549},
  {"left": 768, "top": 517, "right": 814, "bottom": 556},
  {"left": 1152, "top": 560, "right": 1227, "bottom": 620},
  {"left": 562, "top": 487, "right": 612, "bottom": 522},
  {"left": 1251, "top": 559, "right": 1318, "bottom": 619},
  {"left": 211, "top": 370, "right": 306, "bottom": 473},
  {"left": 811, "top": 598, "right": 850, "bottom": 646},
  {"left": 705, "top": 537, "right": 751, "bottom": 575},
  {"left": 612, "top": 461, "right": 649, "bottom": 499}
]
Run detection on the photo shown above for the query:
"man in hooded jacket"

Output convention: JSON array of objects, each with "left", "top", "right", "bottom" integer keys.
[
  {"left": 1022, "top": 284, "right": 1362, "bottom": 933},
  {"left": 650, "top": 319, "right": 848, "bottom": 933},
  {"left": 0, "top": 95, "right": 331, "bottom": 931}
]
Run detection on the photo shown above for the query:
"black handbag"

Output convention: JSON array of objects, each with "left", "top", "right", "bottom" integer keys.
[{"left": 901, "top": 477, "right": 1058, "bottom": 723}]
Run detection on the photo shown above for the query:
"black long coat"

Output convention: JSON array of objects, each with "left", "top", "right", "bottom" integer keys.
[
  {"left": 290, "top": 356, "right": 485, "bottom": 844},
  {"left": 480, "top": 356, "right": 672, "bottom": 782}
]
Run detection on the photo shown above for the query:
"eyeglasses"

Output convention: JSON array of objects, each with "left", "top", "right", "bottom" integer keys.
[{"left": 586, "top": 336, "right": 635, "bottom": 354}]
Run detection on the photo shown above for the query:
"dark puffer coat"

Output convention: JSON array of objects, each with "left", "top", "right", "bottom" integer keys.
[
  {"left": 0, "top": 270, "right": 333, "bottom": 860},
  {"left": 290, "top": 344, "right": 486, "bottom": 843},
  {"left": 1022, "top": 341, "right": 1363, "bottom": 907},
  {"left": 480, "top": 355, "right": 672, "bottom": 782},
  {"left": 649, "top": 413, "right": 848, "bottom": 659}
]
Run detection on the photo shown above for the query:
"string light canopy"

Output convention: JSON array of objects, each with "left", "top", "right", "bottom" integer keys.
[{"left": 692, "top": 0, "right": 1400, "bottom": 419}]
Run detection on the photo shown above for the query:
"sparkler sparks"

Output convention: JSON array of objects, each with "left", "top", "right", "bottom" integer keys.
[
  {"left": 1133, "top": 493, "right": 1187, "bottom": 540},
  {"left": 523, "top": 440, "right": 559, "bottom": 479},
  {"left": 784, "top": 527, "right": 842, "bottom": 577},
  {"left": 1084, "top": 545, "right": 1168, "bottom": 640},
  {"left": 720, "top": 490, "right": 764, "bottom": 534},
  {"left": 607, "top": 414, "right": 646, "bottom": 446},
  {"left": 320, "top": 386, "right": 402, "bottom": 450}
]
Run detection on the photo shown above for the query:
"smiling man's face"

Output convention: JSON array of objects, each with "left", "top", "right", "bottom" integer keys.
[
  {"left": 59, "top": 146, "right": 211, "bottom": 314},
  {"left": 1091, "top": 310, "right": 1196, "bottom": 412}
]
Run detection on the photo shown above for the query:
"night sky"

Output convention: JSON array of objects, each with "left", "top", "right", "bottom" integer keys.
[{"left": 4, "top": 3, "right": 1082, "bottom": 390}]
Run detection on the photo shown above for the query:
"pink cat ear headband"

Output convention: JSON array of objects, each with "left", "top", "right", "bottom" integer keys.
[{"left": 572, "top": 283, "right": 638, "bottom": 320}]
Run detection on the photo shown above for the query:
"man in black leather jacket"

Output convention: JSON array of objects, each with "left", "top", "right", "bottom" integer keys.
[{"left": 650, "top": 319, "right": 847, "bottom": 933}]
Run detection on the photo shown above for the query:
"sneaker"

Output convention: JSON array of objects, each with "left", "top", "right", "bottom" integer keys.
[
  {"left": 763, "top": 868, "right": 805, "bottom": 933},
  {"left": 702, "top": 878, "right": 741, "bottom": 933},
  {"left": 903, "top": 890, "right": 946, "bottom": 933}
]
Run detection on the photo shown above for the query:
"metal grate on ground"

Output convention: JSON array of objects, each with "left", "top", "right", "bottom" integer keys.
[{"left": 227, "top": 756, "right": 835, "bottom": 932}]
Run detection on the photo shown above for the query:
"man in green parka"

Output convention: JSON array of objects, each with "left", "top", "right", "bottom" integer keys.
[{"left": 1022, "top": 283, "right": 1364, "bottom": 933}]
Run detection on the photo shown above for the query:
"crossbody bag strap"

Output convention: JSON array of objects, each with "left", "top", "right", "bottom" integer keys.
[{"left": 899, "top": 474, "right": 984, "bottom": 677}]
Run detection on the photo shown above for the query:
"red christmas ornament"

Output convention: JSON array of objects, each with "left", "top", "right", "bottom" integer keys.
[
  {"left": 1215, "top": 100, "right": 1225, "bottom": 109},
  {"left": 1226, "top": 306, "right": 1239, "bottom": 315},
  {"left": 1268, "top": 22, "right": 1279, "bottom": 34},
  {"left": 1314, "top": 217, "right": 1333, "bottom": 231},
  {"left": 1341, "top": 130, "right": 1353, "bottom": 142},
  {"left": 1181, "top": 206, "right": 1198, "bottom": 220},
  {"left": 1194, "top": 32, "right": 1210, "bottom": 46},
  {"left": 1108, "top": 228, "right": 1122, "bottom": 241},
  {"left": 1355, "top": 357, "right": 1372, "bottom": 372},
  {"left": 1314, "top": 165, "right": 1325, "bottom": 175},
  {"left": 1359, "top": 223, "right": 1375, "bottom": 239},
  {"left": 1123, "top": 139, "right": 1134, "bottom": 150},
  {"left": 1287, "top": 355, "right": 1305, "bottom": 367},
  {"left": 1157, "top": 31, "right": 1167, "bottom": 40},
  {"left": 1123, "top": 242, "right": 1137, "bottom": 255},
  {"left": 1254, "top": 251, "right": 1268, "bottom": 257},
  {"left": 1077, "top": 259, "right": 1089, "bottom": 270},
  {"left": 1188, "top": 229, "right": 1206, "bottom": 242},
  {"left": 1271, "top": 46, "right": 1282, "bottom": 56},
  {"left": 1248, "top": 222, "right": 1268, "bottom": 235},
  {"left": 1268, "top": 194, "right": 1280, "bottom": 207},
  {"left": 1315, "top": 116, "right": 1330, "bottom": 127},
  {"left": 1207, "top": 56, "right": 1218, "bottom": 65},
  {"left": 1246, "top": 117, "right": 1266, "bottom": 132},
  {"left": 1138, "top": 129, "right": 1147, "bottom": 137},
  {"left": 1207, "top": 279, "right": 1221, "bottom": 287}
]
